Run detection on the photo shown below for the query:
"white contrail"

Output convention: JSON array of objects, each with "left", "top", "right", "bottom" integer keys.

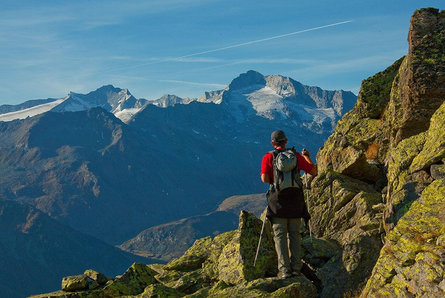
[
  {"left": 176, "top": 20, "right": 353, "bottom": 59},
  {"left": 93, "top": 19, "right": 355, "bottom": 80},
  {"left": 103, "top": 20, "right": 353, "bottom": 73}
]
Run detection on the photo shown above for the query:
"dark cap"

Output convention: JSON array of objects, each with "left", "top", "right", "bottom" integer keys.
[{"left": 271, "top": 130, "right": 287, "bottom": 143}]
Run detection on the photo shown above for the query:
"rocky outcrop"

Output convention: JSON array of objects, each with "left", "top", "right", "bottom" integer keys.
[
  {"left": 388, "top": 8, "right": 445, "bottom": 148},
  {"left": 362, "top": 179, "right": 445, "bottom": 297},
  {"left": 33, "top": 211, "right": 318, "bottom": 297},
  {"left": 310, "top": 7, "right": 445, "bottom": 297}
]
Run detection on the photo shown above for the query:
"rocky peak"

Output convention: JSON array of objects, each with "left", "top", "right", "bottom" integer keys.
[
  {"left": 228, "top": 70, "right": 266, "bottom": 91},
  {"left": 151, "top": 94, "right": 185, "bottom": 108},
  {"left": 265, "top": 75, "right": 297, "bottom": 97}
]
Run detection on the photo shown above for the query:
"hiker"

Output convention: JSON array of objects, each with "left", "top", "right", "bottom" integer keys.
[{"left": 260, "top": 130, "right": 317, "bottom": 279}]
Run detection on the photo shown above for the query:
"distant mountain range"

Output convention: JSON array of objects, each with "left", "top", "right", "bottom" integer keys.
[{"left": 0, "top": 70, "right": 355, "bottom": 128}]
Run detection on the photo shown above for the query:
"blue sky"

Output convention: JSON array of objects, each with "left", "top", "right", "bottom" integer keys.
[{"left": 0, "top": 0, "right": 439, "bottom": 104}]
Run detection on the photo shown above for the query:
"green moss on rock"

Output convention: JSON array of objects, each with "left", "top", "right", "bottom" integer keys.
[
  {"left": 356, "top": 57, "right": 405, "bottom": 119},
  {"left": 137, "top": 283, "right": 182, "bottom": 297},
  {"left": 61, "top": 274, "right": 89, "bottom": 292}
]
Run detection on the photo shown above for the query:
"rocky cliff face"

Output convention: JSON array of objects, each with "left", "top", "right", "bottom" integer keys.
[{"left": 311, "top": 7, "right": 444, "bottom": 297}]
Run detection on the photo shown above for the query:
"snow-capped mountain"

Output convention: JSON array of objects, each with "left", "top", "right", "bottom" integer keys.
[
  {"left": 0, "top": 85, "right": 147, "bottom": 123},
  {"left": 213, "top": 70, "right": 355, "bottom": 130},
  {"left": 0, "top": 71, "right": 355, "bottom": 130},
  {"left": 51, "top": 85, "right": 148, "bottom": 122}
]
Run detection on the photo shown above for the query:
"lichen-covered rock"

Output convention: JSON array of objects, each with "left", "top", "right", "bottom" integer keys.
[
  {"left": 316, "top": 57, "right": 404, "bottom": 183},
  {"left": 245, "top": 275, "right": 317, "bottom": 297},
  {"left": 61, "top": 274, "right": 89, "bottom": 292},
  {"left": 384, "top": 131, "right": 429, "bottom": 231},
  {"left": 387, "top": 8, "right": 445, "bottom": 148},
  {"left": 84, "top": 269, "right": 108, "bottom": 285},
  {"left": 171, "top": 269, "right": 211, "bottom": 294},
  {"left": 164, "top": 237, "right": 213, "bottom": 271},
  {"left": 137, "top": 283, "right": 181, "bottom": 298},
  {"left": 362, "top": 179, "right": 445, "bottom": 297},
  {"left": 102, "top": 263, "right": 158, "bottom": 296},
  {"left": 201, "top": 230, "right": 237, "bottom": 280},
  {"left": 308, "top": 171, "right": 384, "bottom": 297},
  {"left": 217, "top": 211, "right": 277, "bottom": 284},
  {"left": 301, "top": 237, "right": 341, "bottom": 268},
  {"left": 410, "top": 101, "right": 445, "bottom": 173}
]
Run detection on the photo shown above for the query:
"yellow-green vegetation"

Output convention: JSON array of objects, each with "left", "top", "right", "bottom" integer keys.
[
  {"left": 308, "top": 170, "right": 384, "bottom": 296},
  {"left": 386, "top": 132, "right": 426, "bottom": 210},
  {"left": 136, "top": 283, "right": 181, "bottom": 297},
  {"left": 362, "top": 179, "right": 445, "bottom": 297},
  {"left": 356, "top": 57, "right": 405, "bottom": 119},
  {"left": 61, "top": 274, "right": 89, "bottom": 292},
  {"left": 316, "top": 58, "right": 403, "bottom": 182},
  {"left": 410, "top": 101, "right": 445, "bottom": 172}
]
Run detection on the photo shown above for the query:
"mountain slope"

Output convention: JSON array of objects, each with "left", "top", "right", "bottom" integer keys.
[
  {"left": 0, "top": 98, "right": 58, "bottom": 114},
  {"left": 0, "top": 98, "right": 65, "bottom": 122},
  {"left": 0, "top": 200, "right": 151, "bottom": 298}
]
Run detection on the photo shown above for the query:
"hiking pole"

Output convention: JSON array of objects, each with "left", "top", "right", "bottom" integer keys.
[
  {"left": 254, "top": 207, "right": 268, "bottom": 267},
  {"left": 304, "top": 174, "right": 313, "bottom": 242}
]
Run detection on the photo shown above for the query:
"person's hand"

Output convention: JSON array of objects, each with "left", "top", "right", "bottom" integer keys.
[{"left": 302, "top": 148, "right": 310, "bottom": 157}]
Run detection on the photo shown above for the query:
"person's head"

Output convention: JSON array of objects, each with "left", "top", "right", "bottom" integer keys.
[{"left": 271, "top": 130, "right": 287, "bottom": 148}]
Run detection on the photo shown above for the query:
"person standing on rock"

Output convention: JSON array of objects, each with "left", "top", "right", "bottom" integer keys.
[{"left": 260, "top": 130, "right": 317, "bottom": 279}]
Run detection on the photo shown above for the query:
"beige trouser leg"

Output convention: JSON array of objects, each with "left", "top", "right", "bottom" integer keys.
[
  {"left": 271, "top": 217, "right": 302, "bottom": 275},
  {"left": 288, "top": 218, "right": 302, "bottom": 272}
]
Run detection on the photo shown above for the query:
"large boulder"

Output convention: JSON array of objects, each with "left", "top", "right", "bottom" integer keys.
[
  {"left": 61, "top": 274, "right": 89, "bottom": 292},
  {"left": 217, "top": 211, "right": 277, "bottom": 284}
]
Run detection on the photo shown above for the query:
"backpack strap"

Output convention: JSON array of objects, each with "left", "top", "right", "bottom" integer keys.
[{"left": 270, "top": 148, "right": 286, "bottom": 191}]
